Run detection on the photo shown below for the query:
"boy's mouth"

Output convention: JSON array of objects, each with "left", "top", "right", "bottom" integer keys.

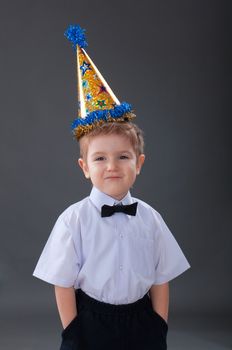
[{"left": 105, "top": 176, "right": 121, "bottom": 179}]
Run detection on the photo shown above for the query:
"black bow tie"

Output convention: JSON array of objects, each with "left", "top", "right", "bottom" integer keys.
[{"left": 101, "top": 202, "right": 138, "bottom": 217}]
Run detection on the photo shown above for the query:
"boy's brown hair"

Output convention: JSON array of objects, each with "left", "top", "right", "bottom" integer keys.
[{"left": 79, "top": 122, "right": 145, "bottom": 161}]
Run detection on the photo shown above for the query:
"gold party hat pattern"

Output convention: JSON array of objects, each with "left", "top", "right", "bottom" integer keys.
[{"left": 65, "top": 25, "right": 135, "bottom": 140}]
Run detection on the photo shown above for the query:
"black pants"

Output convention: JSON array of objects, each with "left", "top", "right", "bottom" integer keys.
[{"left": 60, "top": 289, "right": 168, "bottom": 350}]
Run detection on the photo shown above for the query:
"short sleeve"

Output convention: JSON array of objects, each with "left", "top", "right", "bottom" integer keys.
[
  {"left": 32, "top": 212, "right": 81, "bottom": 287},
  {"left": 153, "top": 212, "right": 191, "bottom": 284}
]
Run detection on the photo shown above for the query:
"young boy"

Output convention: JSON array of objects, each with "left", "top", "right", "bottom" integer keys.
[{"left": 33, "top": 25, "right": 190, "bottom": 350}]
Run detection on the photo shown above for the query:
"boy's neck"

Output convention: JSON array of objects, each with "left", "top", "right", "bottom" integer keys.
[{"left": 93, "top": 187, "right": 129, "bottom": 202}]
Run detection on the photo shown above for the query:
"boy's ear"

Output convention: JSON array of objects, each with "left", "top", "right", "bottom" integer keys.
[
  {"left": 136, "top": 154, "right": 145, "bottom": 175},
  {"left": 78, "top": 158, "right": 90, "bottom": 179}
]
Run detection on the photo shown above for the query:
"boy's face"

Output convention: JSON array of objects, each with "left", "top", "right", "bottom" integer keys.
[{"left": 78, "top": 133, "right": 145, "bottom": 200}]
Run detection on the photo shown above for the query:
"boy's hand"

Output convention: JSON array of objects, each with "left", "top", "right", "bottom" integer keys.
[
  {"left": 54, "top": 286, "right": 77, "bottom": 329},
  {"left": 149, "top": 282, "right": 169, "bottom": 323}
]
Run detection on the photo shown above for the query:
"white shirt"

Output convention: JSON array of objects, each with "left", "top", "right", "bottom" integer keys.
[{"left": 33, "top": 186, "right": 191, "bottom": 304}]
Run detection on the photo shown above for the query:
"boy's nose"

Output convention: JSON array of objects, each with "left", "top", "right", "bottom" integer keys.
[{"left": 107, "top": 160, "right": 117, "bottom": 171}]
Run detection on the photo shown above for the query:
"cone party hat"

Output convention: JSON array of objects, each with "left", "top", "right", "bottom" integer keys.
[{"left": 64, "top": 25, "right": 136, "bottom": 140}]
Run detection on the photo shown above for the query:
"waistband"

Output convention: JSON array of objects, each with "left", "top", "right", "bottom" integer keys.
[{"left": 75, "top": 289, "right": 151, "bottom": 315}]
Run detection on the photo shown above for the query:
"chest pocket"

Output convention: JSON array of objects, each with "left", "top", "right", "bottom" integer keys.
[{"left": 125, "top": 234, "right": 155, "bottom": 279}]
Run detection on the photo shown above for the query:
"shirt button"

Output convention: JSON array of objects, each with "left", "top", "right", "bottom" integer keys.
[
  {"left": 120, "top": 234, "right": 123, "bottom": 238},
  {"left": 119, "top": 265, "right": 123, "bottom": 270}
]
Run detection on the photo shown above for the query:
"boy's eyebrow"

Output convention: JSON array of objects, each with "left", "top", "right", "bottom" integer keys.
[
  {"left": 90, "top": 150, "right": 133, "bottom": 157},
  {"left": 118, "top": 150, "right": 134, "bottom": 155},
  {"left": 90, "top": 152, "right": 106, "bottom": 157}
]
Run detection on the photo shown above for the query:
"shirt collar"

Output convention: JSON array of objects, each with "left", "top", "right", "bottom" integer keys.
[{"left": 89, "top": 186, "right": 133, "bottom": 213}]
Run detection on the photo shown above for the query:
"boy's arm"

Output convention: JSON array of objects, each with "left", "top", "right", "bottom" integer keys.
[
  {"left": 54, "top": 286, "right": 77, "bottom": 329},
  {"left": 149, "top": 282, "right": 169, "bottom": 323}
]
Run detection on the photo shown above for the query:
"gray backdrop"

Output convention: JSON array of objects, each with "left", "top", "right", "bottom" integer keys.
[{"left": 0, "top": 0, "right": 231, "bottom": 349}]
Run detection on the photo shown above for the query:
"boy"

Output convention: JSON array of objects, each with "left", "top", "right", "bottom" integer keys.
[{"left": 33, "top": 25, "right": 190, "bottom": 350}]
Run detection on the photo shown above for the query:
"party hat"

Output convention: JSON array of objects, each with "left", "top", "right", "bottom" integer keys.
[{"left": 64, "top": 25, "right": 136, "bottom": 140}]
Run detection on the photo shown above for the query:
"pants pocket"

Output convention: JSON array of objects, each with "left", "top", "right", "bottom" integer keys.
[
  {"left": 61, "top": 315, "right": 79, "bottom": 339},
  {"left": 150, "top": 309, "right": 168, "bottom": 331},
  {"left": 146, "top": 306, "right": 168, "bottom": 334}
]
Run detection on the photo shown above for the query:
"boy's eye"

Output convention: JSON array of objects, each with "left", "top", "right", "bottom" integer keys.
[
  {"left": 95, "top": 156, "right": 105, "bottom": 161},
  {"left": 120, "top": 155, "right": 129, "bottom": 159}
]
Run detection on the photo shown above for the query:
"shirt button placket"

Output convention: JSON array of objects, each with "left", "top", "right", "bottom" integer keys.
[{"left": 119, "top": 232, "right": 123, "bottom": 271}]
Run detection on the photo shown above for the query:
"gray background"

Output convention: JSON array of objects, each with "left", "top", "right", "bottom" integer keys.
[{"left": 0, "top": 0, "right": 231, "bottom": 349}]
